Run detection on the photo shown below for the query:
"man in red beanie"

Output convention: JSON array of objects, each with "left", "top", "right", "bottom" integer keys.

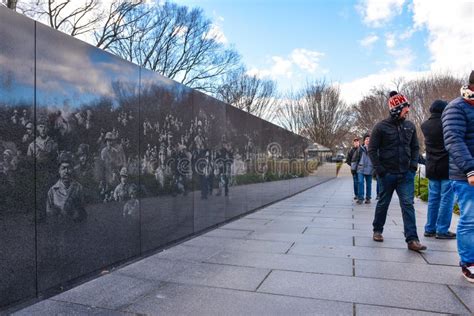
[{"left": 368, "top": 91, "right": 427, "bottom": 252}]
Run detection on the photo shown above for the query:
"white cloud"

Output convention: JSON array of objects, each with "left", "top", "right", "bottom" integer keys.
[
  {"left": 248, "top": 56, "right": 293, "bottom": 79},
  {"left": 248, "top": 48, "right": 324, "bottom": 79},
  {"left": 357, "top": 0, "right": 406, "bottom": 27},
  {"left": 388, "top": 47, "right": 415, "bottom": 69},
  {"left": 385, "top": 33, "right": 396, "bottom": 48},
  {"left": 399, "top": 27, "right": 415, "bottom": 40},
  {"left": 359, "top": 34, "right": 379, "bottom": 48},
  {"left": 204, "top": 24, "right": 228, "bottom": 44},
  {"left": 339, "top": 69, "right": 430, "bottom": 104},
  {"left": 412, "top": 0, "right": 474, "bottom": 74},
  {"left": 290, "top": 49, "right": 324, "bottom": 73}
]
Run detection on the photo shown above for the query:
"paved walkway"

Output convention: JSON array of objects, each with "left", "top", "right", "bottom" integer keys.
[{"left": 14, "top": 166, "right": 474, "bottom": 315}]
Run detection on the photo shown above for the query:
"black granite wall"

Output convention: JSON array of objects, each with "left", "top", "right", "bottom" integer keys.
[{"left": 0, "top": 7, "right": 334, "bottom": 309}]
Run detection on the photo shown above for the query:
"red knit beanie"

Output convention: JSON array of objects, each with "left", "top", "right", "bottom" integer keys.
[{"left": 388, "top": 91, "right": 410, "bottom": 119}]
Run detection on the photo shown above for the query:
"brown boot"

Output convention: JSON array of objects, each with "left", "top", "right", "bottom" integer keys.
[
  {"left": 407, "top": 240, "right": 427, "bottom": 252},
  {"left": 373, "top": 232, "right": 384, "bottom": 242}
]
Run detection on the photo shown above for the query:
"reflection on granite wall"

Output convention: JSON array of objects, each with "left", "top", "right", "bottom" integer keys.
[
  {"left": 0, "top": 7, "right": 334, "bottom": 310},
  {"left": 0, "top": 8, "right": 36, "bottom": 309}
]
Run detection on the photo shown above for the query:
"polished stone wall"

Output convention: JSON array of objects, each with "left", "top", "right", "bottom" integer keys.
[{"left": 0, "top": 7, "right": 334, "bottom": 309}]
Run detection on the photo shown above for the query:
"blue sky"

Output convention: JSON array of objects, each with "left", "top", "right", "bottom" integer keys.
[{"left": 174, "top": 0, "right": 473, "bottom": 103}]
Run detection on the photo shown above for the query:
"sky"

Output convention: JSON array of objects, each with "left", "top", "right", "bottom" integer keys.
[{"left": 173, "top": 0, "right": 473, "bottom": 104}]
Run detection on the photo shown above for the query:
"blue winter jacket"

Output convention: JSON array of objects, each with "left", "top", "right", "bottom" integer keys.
[{"left": 441, "top": 97, "right": 474, "bottom": 181}]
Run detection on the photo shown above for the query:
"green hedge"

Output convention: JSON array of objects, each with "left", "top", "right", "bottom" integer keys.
[{"left": 414, "top": 175, "right": 429, "bottom": 201}]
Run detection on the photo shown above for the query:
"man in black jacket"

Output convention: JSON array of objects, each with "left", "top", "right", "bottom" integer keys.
[
  {"left": 421, "top": 100, "right": 456, "bottom": 239},
  {"left": 345, "top": 138, "right": 360, "bottom": 200},
  {"left": 368, "top": 91, "right": 426, "bottom": 252}
]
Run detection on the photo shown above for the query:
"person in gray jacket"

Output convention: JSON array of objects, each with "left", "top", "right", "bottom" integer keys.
[{"left": 354, "top": 134, "right": 374, "bottom": 204}]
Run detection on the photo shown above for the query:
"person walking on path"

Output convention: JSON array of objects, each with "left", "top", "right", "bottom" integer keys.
[
  {"left": 421, "top": 100, "right": 456, "bottom": 240},
  {"left": 354, "top": 134, "right": 374, "bottom": 204},
  {"left": 368, "top": 91, "right": 427, "bottom": 252},
  {"left": 442, "top": 70, "right": 474, "bottom": 283},
  {"left": 346, "top": 138, "right": 360, "bottom": 200}
]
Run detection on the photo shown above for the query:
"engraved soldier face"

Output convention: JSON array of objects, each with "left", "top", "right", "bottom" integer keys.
[
  {"left": 120, "top": 175, "right": 128, "bottom": 185},
  {"left": 79, "top": 154, "right": 87, "bottom": 165},
  {"left": 38, "top": 124, "right": 48, "bottom": 138},
  {"left": 3, "top": 151, "right": 13, "bottom": 163},
  {"left": 59, "top": 162, "right": 73, "bottom": 183},
  {"left": 26, "top": 123, "right": 33, "bottom": 135}
]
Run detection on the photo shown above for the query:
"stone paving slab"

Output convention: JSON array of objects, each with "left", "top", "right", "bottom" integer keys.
[
  {"left": 246, "top": 232, "right": 354, "bottom": 246},
  {"left": 304, "top": 227, "right": 405, "bottom": 238},
  {"left": 202, "top": 228, "right": 254, "bottom": 239},
  {"left": 115, "top": 257, "right": 190, "bottom": 282},
  {"left": 257, "top": 270, "right": 470, "bottom": 314},
  {"left": 420, "top": 251, "right": 460, "bottom": 266},
  {"left": 205, "top": 250, "right": 353, "bottom": 276},
  {"left": 275, "top": 219, "right": 354, "bottom": 229},
  {"left": 289, "top": 243, "right": 425, "bottom": 263},
  {"left": 253, "top": 224, "right": 308, "bottom": 234},
  {"left": 13, "top": 299, "right": 131, "bottom": 316},
  {"left": 153, "top": 244, "right": 222, "bottom": 262},
  {"left": 355, "top": 236, "right": 458, "bottom": 252},
  {"left": 162, "top": 261, "right": 270, "bottom": 291},
  {"left": 354, "top": 223, "right": 427, "bottom": 232},
  {"left": 51, "top": 274, "right": 160, "bottom": 310},
  {"left": 355, "top": 260, "right": 467, "bottom": 286},
  {"left": 268, "top": 214, "right": 316, "bottom": 222},
  {"left": 355, "top": 304, "right": 448, "bottom": 315},
  {"left": 182, "top": 235, "right": 293, "bottom": 253},
  {"left": 449, "top": 285, "right": 474, "bottom": 312},
  {"left": 124, "top": 283, "right": 353, "bottom": 315}
]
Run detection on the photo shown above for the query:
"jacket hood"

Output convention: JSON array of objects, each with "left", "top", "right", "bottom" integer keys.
[{"left": 430, "top": 100, "right": 448, "bottom": 114}]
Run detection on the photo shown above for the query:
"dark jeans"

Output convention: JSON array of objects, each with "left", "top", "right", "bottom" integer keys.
[
  {"left": 372, "top": 171, "right": 419, "bottom": 243},
  {"left": 352, "top": 172, "right": 358, "bottom": 197}
]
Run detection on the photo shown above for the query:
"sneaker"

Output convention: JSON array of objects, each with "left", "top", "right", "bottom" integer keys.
[
  {"left": 407, "top": 240, "right": 427, "bottom": 252},
  {"left": 461, "top": 263, "right": 474, "bottom": 283},
  {"left": 364, "top": 199, "right": 371, "bottom": 204},
  {"left": 424, "top": 231, "right": 436, "bottom": 237},
  {"left": 373, "top": 232, "right": 384, "bottom": 242},
  {"left": 353, "top": 196, "right": 358, "bottom": 200},
  {"left": 356, "top": 199, "right": 363, "bottom": 204},
  {"left": 436, "top": 231, "right": 456, "bottom": 239}
]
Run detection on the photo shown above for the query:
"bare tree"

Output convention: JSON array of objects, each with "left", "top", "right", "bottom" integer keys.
[
  {"left": 352, "top": 86, "right": 389, "bottom": 134},
  {"left": 298, "top": 81, "right": 354, "bottom": 151},
  {"left": 17, "top": 1, "right": 239, "bottom": 93},
  {"left": 401, "top": 73, "right": 463, "bottom": 151},
  {"left": 108, "top": 2, "right": 239, "bottom": 93},
  {"left": 93, "top": 0, "right": 145, "bottom": 50},
  {"left": 275, "top": 90, "right": 305, "bottom": 135},
  {"left": 215, "top": 67, "right": 277, "bottom": 119},
  {"left": 19, "top": 0, "right": 102, "bottom": 37}
]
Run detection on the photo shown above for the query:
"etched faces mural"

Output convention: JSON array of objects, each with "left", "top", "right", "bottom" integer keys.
[
  {"left": 34, "top": 21, "right": 141, "bottom": 292},
  {"left": 0, "top": 8, "right": 36, "bottom": 308},
  {"left": 139, "top": 69, "right": 195, "bottom": 252},
  {"left": 0, "top": 7, "right": 332, "bottom": 310}
]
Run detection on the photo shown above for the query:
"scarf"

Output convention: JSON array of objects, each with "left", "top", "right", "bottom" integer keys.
[{"left": 461, "top": 85, "right": 474, "bottom": 101}]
